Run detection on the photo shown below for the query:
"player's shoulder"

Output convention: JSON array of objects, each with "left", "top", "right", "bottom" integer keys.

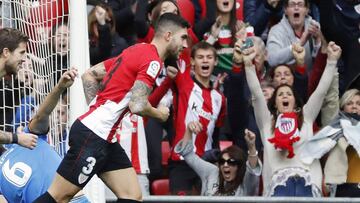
[{"left": 132, "top": 43, "right": 160, "bottom": 60}]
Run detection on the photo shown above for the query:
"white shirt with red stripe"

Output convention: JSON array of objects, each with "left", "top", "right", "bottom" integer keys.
[
  {"left": 79, "top": 43, "right": 162, "bottom": 143},
  {"left": 116, "top": 113, "right": 150, "bottom": 174},
  {"left": 171, "top": 64, "right": 226, "bottom": 161}
]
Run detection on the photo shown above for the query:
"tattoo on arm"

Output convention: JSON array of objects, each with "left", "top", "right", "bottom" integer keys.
[
  {"left": 0, "top": 130, "right": 12, "bottom": 144},
  {"left": 83, "top": 80, "right": 100, "bottom": 104},
  {"left": 129, "top": 80, "right": 152, "bottom": 113},
  {"left": 82, "top": 63, "right": 106, "bottom": 104}
]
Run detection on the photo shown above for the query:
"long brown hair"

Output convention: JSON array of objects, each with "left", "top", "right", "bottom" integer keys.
[
  {"left": 88, "top": 4, "right": 116, "bottom": 44},
  {"left": 267, "top": 84, "right": 304, "bottom": 131},
  {"left": 214, "top": 0, "right": 238, "bottom": 48},
  {"left": 217, "top": 145, "right": 246, "bottom": 195}
]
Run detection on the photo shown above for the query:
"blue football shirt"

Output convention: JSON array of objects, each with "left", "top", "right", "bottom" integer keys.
[{"left": 0, "top": 127, "right": 61, "bottom": 203}]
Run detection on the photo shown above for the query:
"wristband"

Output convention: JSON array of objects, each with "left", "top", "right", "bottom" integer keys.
[
  {"left": 12, "top": 133, "right": 18, "bottom": 143},
  {"left": 248, "top": 150, "right": 258, "bottom": 157}
]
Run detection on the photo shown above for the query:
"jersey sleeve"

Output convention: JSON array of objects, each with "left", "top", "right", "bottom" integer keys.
[
  {"left": 103, "top": 56, "right": 118, "bottom": 72},
  {"left": 136, "top": 59, "right": 162, "bottom": 88}
]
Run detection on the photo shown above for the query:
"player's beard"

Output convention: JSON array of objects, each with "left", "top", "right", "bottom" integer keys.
[{"left": 4, "top": 63, "right": 18, "bottom": 76}]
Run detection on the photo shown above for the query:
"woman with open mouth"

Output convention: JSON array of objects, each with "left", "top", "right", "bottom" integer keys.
[
  {"left": 175, "top": 121, "right": 262, "bottom": 196},
  {"left": 239, "top": 40, "right": 342, "bottom": 197}
]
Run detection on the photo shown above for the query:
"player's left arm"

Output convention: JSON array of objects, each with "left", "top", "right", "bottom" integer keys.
[
  {"left": 29, "top": 68, "right": 78, "bottom": 134},
  {"left": 129, "top": 80, "right": 169, "bottom": 122}
]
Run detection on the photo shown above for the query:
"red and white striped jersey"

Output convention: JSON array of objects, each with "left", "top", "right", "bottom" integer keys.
[
  {"left": 171, "top": 64, "right": 226, "bottom": 161},
  {"left": 116, "top": 113, "right": 150, "bottom": 174},
  {"left": 79, "top": 43, "right": 163, "bottom": 143}
]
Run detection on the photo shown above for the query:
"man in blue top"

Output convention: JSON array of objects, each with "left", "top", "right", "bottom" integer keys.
[{"left": 0, "top": 69, "right": 89, "bottom": 203}]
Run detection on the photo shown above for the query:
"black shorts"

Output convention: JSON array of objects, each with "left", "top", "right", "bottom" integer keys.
[{"left": 57, "top": 119, "right": 132, "bottom": 188}]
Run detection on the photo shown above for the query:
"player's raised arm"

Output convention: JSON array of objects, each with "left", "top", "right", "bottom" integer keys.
[
  {"left": 129, "top": 80, "right": 169, "bottom": 122},
  {"left": 29, "top": 68, "right": 78, "bottom": 134}
]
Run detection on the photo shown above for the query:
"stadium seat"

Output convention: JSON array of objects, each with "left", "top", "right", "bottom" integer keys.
[
  {"left": 177, "top": 0, "right": 195, "bottom": 27},
  {"left": 161, "top": 141, "right": 171, "bottom": 166},
  {"left": 219, "top": 140, "right": 233, "bottom": 150},
  {"left": 151, "top": 179, "right": 170, "bottom": 195}
]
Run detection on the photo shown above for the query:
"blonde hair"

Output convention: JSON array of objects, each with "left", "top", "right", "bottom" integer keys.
[{"left": 340, "top": 89, "right": 360, "bottom": 110}]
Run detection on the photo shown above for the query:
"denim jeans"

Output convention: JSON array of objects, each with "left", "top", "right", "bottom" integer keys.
[{"left": 272, "top": 176, "right": 313, "bottom": 197}]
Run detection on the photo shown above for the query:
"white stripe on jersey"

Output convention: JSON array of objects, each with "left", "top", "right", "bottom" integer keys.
[
  {"left": 81, "top": 92, "right": 132, "bottom": 142},
  {"left": 181, "top": 85, "right": 223, "bottom": 159},
  {"left": 117, "top": 113, "right": 149, "bottom": 174}
]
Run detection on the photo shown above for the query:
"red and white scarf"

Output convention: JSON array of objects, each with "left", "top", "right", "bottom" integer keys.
[{"left": 268, "top": 112, "right": 300, "bottom": 158}]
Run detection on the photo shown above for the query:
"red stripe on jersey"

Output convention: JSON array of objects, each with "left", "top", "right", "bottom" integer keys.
[
  {"left": 131, "top": 118, "right": 140, "bottom": 173},
  {"left": 194, "top": 90, "right": 213, "bottom": 156},
  {"left": 78, "top": 101, "right": 102, "bottom": 121},
  {"left": 107, "top": 109, "right": 129, "bottom": 142}
]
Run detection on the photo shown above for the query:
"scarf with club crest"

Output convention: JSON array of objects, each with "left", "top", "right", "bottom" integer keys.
[{"left": 268, "top": 112, "right": 300, "bottom": 158}]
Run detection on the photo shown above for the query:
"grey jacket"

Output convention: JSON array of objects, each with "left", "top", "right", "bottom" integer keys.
[
  {"left": 175, "top": 140, "right": 262, "bottom": 196},
  {"left": 266, "top": 15, "right": 317, "bottom": 69}
]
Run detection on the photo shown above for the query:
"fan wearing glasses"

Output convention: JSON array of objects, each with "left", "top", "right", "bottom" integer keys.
[{"left": 175, "top": 121, "right": 262, "bottom": 196}]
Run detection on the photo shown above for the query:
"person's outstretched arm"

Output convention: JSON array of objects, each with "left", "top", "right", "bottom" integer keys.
[
  {"left": 29, "top": 68, "right": 78, "bottom": 134},
  {"left": 303, "top": 42, "right": 341, "bottom": 123}
]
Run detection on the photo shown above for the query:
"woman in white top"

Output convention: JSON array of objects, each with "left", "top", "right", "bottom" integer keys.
[
  {"left": 175, "top": 121, "right": 262, "bottom": 196},
  {"left": 237, "top": 40, "right": 342, "bottom": 197}
]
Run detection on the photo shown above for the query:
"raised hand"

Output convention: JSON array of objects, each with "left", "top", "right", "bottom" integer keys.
[
  {"left": 16, "top": 126, "right": 38, "bottom": 149},
  {"left": 187, "top": 121, "right": 203, "bottom": 135},
  {"left": 267, "top": 0, "right": 281, "bottom": 8},
  {"left": 308, "top": 20, "right": 321, "bottom": 42},
  {"left": 210, "top": 16, "right": 223, "bottom": 38},
  {"left": 244, "top": 129, "right": 256, "bottom": 149},
  {"left": 58, "top": 68, "right": 78, "bottom": 89},
  {"left": 327, "top": 41, "right": 342, "bottom": 61},
  {"left": 242, "top": 46, "right": 257, "bottom": 66},
  {"left": 292, "top": 43, "right": 305, "bottom": 65},
  {"left": 166, "top": 65, "right": 178, "bottom": 79},
  {"left": 213, "top": 72, "right": 228, "bottom": 90},
  {"left": 233, "top": 39, "right": 244, "bottom": 65},
  {"left": 157, "top": 105, "right": 170, "bottom": 122}
]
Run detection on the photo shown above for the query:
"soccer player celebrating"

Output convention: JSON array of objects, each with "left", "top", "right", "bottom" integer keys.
[
  {"left": 0, "top": 69, "right": 89, "bottom": 203},
  {"left": 35, "top": 13, "right": 189, "bottom": 203}
]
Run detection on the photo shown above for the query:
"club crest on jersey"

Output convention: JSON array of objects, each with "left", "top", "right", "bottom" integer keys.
[
  {"left": 146, "top": 61, "right": 161, "bottom": 79},
  {"left": 277, "top": 117, "right": 296, "bottom": 134}
]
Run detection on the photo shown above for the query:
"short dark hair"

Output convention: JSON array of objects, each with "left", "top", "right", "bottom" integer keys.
[
  {"left": 0, "top": 28, "right": 29, "bottom": 53},
  {"left": 154, "top": 13, "right": 189, "bottom": 37},
  {"left": 284, "top": 0, "right": 310, "bottom": 8},
  {"left": 191, "top": 41, "right": 217, "bottom": 59},
  {"left": 269, "top": 64, "right": 295, "bottom": 80}
]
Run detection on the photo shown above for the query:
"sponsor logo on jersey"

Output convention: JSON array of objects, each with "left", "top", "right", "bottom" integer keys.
[{"left": 146, "top": 61, "right": 161, "bottom": 79}]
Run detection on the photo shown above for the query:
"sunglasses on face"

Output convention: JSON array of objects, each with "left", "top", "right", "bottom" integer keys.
[{"left": 218, "top": 158, "right": 239, "bottom": 166}]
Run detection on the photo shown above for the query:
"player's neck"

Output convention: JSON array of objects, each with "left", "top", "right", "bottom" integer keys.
[
  {"left": 194, "top": 74, "right": 210, "bottom": 88},
  {"left": 151, "top": 39, "right": 167, "bottom": 61}
]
